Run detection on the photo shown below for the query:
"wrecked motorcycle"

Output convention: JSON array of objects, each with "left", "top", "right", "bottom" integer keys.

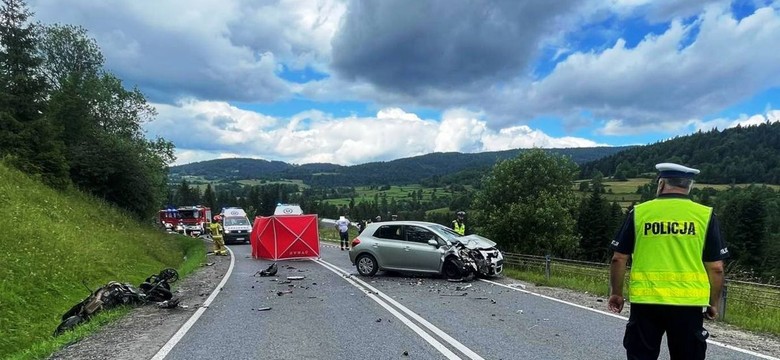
[{"left": 54, "top": 268, "right": 180, "bottom": 336}]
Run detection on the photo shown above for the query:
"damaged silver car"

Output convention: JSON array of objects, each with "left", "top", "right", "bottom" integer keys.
[{"left": 348, "top": 221, "right": 504, "bottom": 279}]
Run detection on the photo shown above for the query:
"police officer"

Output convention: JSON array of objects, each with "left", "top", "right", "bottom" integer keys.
[
  {"left": 608, "top": 163, "right": 729, "bottom": 360},
  {"left": 452, "top": 211, "right": 466, "bottom": 235}
]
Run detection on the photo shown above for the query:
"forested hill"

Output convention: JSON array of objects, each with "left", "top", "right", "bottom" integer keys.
[
  {"left": 580, "top": 122, "right": 780, "bottom": 184},
  {"left": 170, "top": 146, "right": 631, "bottom": 186}
]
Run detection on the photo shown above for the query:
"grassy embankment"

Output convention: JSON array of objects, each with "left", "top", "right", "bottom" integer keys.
[{"left": 0, "top": 163, "right": 206, "bottom": 359}]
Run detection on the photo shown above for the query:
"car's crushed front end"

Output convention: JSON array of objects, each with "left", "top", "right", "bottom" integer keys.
[{"left": 447, "top": 234, "right": 504, "bottom": 277}]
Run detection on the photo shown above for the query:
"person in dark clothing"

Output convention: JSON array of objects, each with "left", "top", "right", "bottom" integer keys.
[{"left": 608, "top": 163, "right": 729, "bottom": 360}]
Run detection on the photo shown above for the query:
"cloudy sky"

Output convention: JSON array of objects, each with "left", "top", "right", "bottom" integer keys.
[{"left": 29, "top": 0, "right": 780, "bottom": 165}]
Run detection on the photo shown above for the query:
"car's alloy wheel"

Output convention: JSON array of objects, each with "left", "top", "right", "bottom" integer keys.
[
  {"left": 356, "top": 254, "right": 378, "bottom": 276},
  {"left": 443, "top": 258, "right": 464, "bottom": 279}
]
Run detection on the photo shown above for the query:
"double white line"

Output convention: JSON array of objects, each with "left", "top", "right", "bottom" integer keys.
[{"left": 315, "top": 259, "right": 484, "bottom": 360}]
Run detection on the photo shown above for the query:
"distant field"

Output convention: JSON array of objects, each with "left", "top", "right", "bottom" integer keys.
[
  {"left": 237, "top": 179, "right": 308, "bottom": 188},
  {"left": 325, "top": 184, "right": 458, "bottom": 206}
]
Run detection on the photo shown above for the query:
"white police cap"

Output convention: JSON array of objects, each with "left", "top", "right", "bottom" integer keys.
[{"left": 655, "top": 163, "right": 700, "bottom": 178}]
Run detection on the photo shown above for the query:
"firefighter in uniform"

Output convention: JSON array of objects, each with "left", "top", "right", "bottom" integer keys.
[
  {"left": 452, "top": 211, "right": 466, "bottom": 235},
  {"left": 608, "top": 163, "right": 729, "bottom": 360},
  {"left": 209, "top": 215, "right": 228, "bottom": 256}
]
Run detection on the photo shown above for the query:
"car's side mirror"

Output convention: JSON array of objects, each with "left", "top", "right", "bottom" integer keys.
[{"left": 427, "top": 239, "right": 439, "bottom": 247}]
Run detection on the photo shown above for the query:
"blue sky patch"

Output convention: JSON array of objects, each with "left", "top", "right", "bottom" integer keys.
[{"left": 276, "top": 64, "right": 328, "bottom": 84}]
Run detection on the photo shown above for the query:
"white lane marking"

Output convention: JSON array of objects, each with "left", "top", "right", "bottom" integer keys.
[
  {"left": 314, "top": 259, "right": 462, "bottom": 360},
  {"left": 479, "top": 278, "right": 628, "bottom": 320},
  {"left": 480, "top": 278, "right": 779, "bottom": 360},
  {"left": 151, "top": 247, "right": 236, "bottom": 360},
  {"left": 317, "top": 259, "right": 485, "bottom": 360}
]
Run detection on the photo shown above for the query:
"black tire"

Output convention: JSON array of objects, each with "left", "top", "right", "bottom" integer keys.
[
  {"left": 140, "top": 283, "right": 173, "bottom": 301},
  {"left": 443, "top": 257, "right": 464, "bottom": 280},
  {"left": 54, "top": 315, "right": 84, "bottom": 336},
  {"left": 355, "top": 254, "right": 378, "bottom": 276}
]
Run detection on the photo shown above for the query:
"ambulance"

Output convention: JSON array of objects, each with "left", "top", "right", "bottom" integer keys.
[{"left": 220, "top": 207, "right": 252, "bottom": 244}]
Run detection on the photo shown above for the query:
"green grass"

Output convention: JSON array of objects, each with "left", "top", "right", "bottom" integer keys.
[
  {"left": 0, "top": 163, "right": 206, "bottom": 359},
  {"left": 504, "top": 265, "right": 614, "bottom": 297}
]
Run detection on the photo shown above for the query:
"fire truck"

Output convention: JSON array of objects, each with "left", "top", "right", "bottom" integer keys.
[{"left": 159, "top": 205, "right": 212, "bottom": 237}]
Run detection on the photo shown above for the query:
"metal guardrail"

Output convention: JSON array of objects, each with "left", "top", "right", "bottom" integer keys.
[{"left": 502, "top": 252, "right": 780, "bottom": 320}]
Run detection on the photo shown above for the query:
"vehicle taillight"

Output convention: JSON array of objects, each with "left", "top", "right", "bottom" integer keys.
[{"left": 351, "top": 238, "right": 361, "bottom": 247}]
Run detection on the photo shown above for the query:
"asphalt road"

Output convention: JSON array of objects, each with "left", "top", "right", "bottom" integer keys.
[{"left": 160, "top": 242, "right": 771, "bottom": 360}]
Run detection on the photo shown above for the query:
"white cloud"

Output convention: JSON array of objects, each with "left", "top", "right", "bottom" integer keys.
[
  {"left": 690, "top": 109, "right": 780, "bottom": 132},
  {"left": 147, "top": 102, "right": 607, "bottom": 165},
  {"left": 30, "top": 0, "right": 780, "bottom": 153},
  {"left": 525, "top": 5, "right": 780, "bottom": 128},
  {"left": 29, "top": 0, "right": 344, "bottom": 102},
  {"left": 598, "top": 109, "right": 780, "bottom": 135}
]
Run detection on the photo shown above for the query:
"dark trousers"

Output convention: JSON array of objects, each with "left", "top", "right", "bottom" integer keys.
[
  {"left": 624, "top": 303, "right": 708, "bottom": 360},
  {"left": 339, "top": 231, "right": 349, "bottom": 248}
]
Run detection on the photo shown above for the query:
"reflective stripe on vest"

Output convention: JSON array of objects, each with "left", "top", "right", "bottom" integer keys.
[
  {"left": 630, "top": 198, "right": 712, "bottom": 306},
  {"left": 453, "top": 221, "right": 465, "bottom": 235}
]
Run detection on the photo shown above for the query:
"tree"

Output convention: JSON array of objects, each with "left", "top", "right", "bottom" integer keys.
[
  {"left": 577, "top": 186, "right": 612, "bottom": 262},
  {"left": 471, "top": 149, "right": 580, "bottom": 256},
  {"left": 37, "top": 24, "right": 103, "bottom": 90},
  {"left": 0, "top": 0, "right": 68, "bottom": 187},
  {"left": 202, "top": 183, "right": 217, "bottom": 211}
]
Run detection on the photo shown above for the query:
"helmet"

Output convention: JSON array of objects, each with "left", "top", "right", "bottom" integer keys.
[
  {"left": 375, "top": 215, "right": 381, "bottom": 221},
  {"left": 213, "top": 215, "right": 221, "bottom": 222},
  {"left": 456, "top": 211, "right": 465, "bottom": 217}
]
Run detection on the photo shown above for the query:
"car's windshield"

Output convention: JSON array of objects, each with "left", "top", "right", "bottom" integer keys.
[
  {"left": 430, "top": 224, "right": 462, "bottom": 242},
  {"left": 224, "top": 217, "right": 250, "bottom": 226},
  {"left": 178, "top": 210, "right": 199, "bottom": 219}
]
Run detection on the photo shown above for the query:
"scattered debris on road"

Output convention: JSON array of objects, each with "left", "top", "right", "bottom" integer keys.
[
  {"left": 257, "top": 307, "right": 272, "bottom": 311},
  {"left": 440, "top": 293, "right": 468, "bottom": 297},
  {"left": 287, "top": 276, "right": 305, "bottom": 280},
  {"left": 256, "top": 263, "right": 278, "bottom": 277}
]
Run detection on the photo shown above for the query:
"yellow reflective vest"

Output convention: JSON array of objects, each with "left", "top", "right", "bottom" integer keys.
[
  {"left": 209, "top": 222, "right": 223, "bottom": 240},
  {"left": 452, "top": 220, "right": 465, "bottom": 235},
  {"left": 630, "top": 198, "right": 712, "bottom": 306}
]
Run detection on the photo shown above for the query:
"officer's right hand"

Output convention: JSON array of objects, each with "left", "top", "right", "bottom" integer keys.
[
  {"left": 704, "top": 305, "right": 718, "bottom": 320},
  {"left": 608, "top": 295, "right": 624, "bottom": 313}
]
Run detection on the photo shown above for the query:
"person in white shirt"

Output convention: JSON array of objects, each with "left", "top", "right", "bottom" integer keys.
[{"left": 335, "top": 215, "right": 351, "bottom": 250}]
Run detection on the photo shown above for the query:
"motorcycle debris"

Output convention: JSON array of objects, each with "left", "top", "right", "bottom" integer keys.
[
  {"left": 257, "top": 307, "right": 272, "bottom": 311},
  {"left": 440, "top": 293, "right": 468, "bottom": 297},
  {"left": 201, "top": 262, "right": 215, "bottom": 267},
  {"left": 455, "top": 284, "right": 472, "bottom": 291},
  {"left": 278, "top": 280, "right": 292, "bottom": 284},
  {"left": 508, "top": 283, "right": 527, "bottom": 290},
  {"left": 276, "top": 290, "right": 293, "bottom": 296},
  {"left": 287, "top": 276, "right": 305, "bottom": 280}
]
